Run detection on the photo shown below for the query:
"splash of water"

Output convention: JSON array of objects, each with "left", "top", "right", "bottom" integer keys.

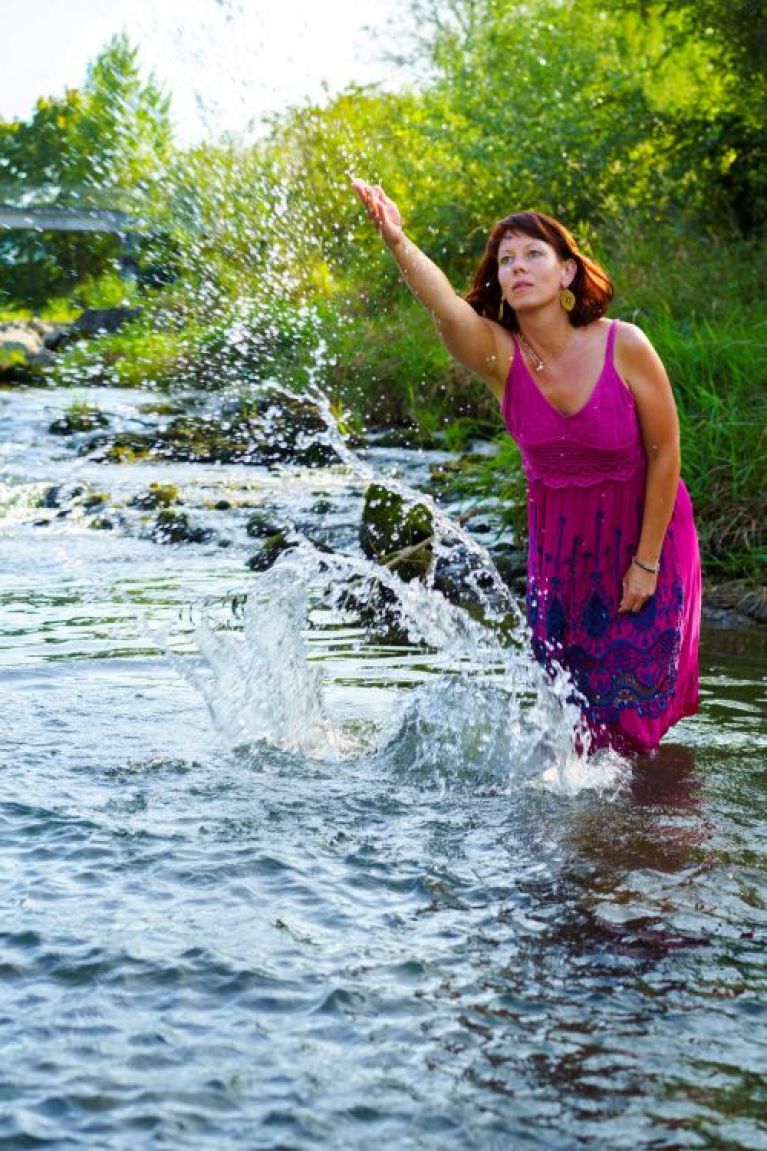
[{"left": 179, "top": 538, "right": 627, "bottom": 795}]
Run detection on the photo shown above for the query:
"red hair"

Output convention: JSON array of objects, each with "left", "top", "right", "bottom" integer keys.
[{"left": 466, "top": 210, "right": 613, "bottom": 329}]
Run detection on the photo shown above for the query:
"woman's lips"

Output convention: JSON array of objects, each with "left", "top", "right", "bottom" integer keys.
[{"left": 512, "top": 281, "right": 533, "bottom": 291}]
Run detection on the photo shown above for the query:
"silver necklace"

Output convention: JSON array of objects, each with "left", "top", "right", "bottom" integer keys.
[
  {"left": 517, "top": 330, "right": 545, "bottom": 372},
  {"left": 517, "top": 328, "right": 570, "bottom": 373}
]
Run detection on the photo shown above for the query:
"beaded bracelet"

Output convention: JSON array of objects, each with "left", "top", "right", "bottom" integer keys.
[{"left": 632, "top": 556, "right": 660, "bottom": 575}]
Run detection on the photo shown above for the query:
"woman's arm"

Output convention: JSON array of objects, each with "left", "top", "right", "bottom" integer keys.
[
  {"left": 615, "top": 321, "right": 682, "bottom": 613},
  {"left": 352, "top": 180, "right": 509, "bottom": 398}
]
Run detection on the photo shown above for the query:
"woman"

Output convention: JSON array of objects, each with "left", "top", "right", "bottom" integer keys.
[{"left": 352, "top": 180, "right": 701, "bottom": 754}]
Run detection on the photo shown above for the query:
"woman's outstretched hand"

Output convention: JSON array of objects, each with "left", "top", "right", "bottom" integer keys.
[{"left": 351, "top": 179, "right": 404, "bottom": 247}]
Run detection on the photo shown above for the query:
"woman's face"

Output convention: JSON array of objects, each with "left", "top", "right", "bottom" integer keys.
[{"left": 497, "top": 231, "right": 575, "bottom": 311}]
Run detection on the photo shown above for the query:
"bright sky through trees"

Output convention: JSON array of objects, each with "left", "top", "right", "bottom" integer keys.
[{"left": 0, "top": 0, "right": 404, "bottom": 141}]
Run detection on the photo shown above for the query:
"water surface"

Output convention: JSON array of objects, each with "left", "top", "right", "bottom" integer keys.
[{"left": 1, "top": 383, "right": 765, "bottom": 1149}]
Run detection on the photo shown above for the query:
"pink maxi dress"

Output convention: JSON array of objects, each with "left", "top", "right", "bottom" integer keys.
[{"left": 501, "top": 318, "right": 701, "bottom": 753}]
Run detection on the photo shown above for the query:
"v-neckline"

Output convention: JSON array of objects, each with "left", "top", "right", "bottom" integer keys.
[{"left": 515, "top": 325, "right": 611, "bottom": 420}]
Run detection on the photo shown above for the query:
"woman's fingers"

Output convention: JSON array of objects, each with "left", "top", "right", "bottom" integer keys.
[
  {"left": 618, "top": 591, "right": 652, "bottom": 613},
  {"left": 618, "top": 564, "right": 658, "bottom": 613},
  {"left": 351, "top": 179, "right": 375, "bottom": 209},
  {"left": 351, "top": 179, "right": 385, "bottom": 227},
  {"left": 351, "top": 178, "right": 403, "bottom": 240}
]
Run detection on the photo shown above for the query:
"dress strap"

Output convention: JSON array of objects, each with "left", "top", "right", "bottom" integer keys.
[{"left": 606, "top": 318, "right": 619, "bottom": 365}]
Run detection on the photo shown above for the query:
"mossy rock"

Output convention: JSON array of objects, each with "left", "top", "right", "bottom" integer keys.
[
  {"left": 49, "top": 407, "right": 109, "bottom": 435},
  {"left": 81, "top": 491, "right": 109, "bottom": 510},
  {"left": 246, "top": 531, "right": 295, "bottom": 572},
  {"left": 80, "top": 393, "right": 341, "bottom": 469},
  {"left": 130, "top": 483, "right": 182, "bottom": 510},
  {"left": 245, "top": 511, "right": 285, "bottom": 539},
  {"left": 359, "top": 483, "right": 433, "bottom": 582},
  {"left": 80, "top": 432, "right": 152, "bottom": 463},
  {"left": 139, "top": 397, "right": 200, "bottom": 417},
  {"left": 152, "top": 509, "right": 213, "bottom": 545}
]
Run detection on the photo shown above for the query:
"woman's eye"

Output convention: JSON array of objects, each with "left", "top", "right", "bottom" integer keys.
[{"left": 529, "top": 248, "right": 543, "bottom": 257}]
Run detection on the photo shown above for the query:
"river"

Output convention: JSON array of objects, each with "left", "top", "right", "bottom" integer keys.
[{"left": 1, "top": 381, "right": 765, "bottom": 1149}]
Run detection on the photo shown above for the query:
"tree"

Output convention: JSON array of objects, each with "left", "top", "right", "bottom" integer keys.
[{"left": 0, "top": 35, "right": 173, "bottom": 307}]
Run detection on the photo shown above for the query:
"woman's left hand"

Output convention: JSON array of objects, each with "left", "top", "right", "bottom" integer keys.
[{"left": 619, "top": 562, "right": 658, "bottom": 614}]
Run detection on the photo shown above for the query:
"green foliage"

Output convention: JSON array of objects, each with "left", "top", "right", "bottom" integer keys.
[
  {"left": 645, "top": 312, "right": 766, "bottom": 577},
  {"left": 73, "top": 271, "right": 139, "bottom": 310},
  {"left": 0, "top": 347, "right": 26, "bottom": 372},
  {"left": 52, "top": 320, "right": 187, "bottom": 389},
  {"left": 0, "top": 34, "right": 172, "bottom": 306}
]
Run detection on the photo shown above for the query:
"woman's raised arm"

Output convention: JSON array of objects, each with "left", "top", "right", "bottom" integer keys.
[{"left": 352, "top": 180, "right": 509, "bottom": 398}]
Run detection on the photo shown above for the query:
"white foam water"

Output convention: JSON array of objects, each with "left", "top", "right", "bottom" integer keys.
[{"left": 178, "top": 542, "right": 628, "bottom": 796}]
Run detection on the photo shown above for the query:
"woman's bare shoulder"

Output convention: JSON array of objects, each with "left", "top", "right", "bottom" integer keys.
[
  {"left": 612, "top": 318, "right": 654, "bottom": 353},
  {"left": 611, "top": 319, "right": 673, "bottom": 406}
]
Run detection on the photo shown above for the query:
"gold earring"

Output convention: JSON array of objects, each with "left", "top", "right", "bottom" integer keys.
[
  {"left": 498, "top": 298, "right": 506, "bottom": 321},
  {"left": 560, "top": 287, "right": 575, "bottom": 312}
]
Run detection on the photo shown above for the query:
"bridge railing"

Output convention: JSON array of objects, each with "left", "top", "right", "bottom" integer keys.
[
  {"left": 0, "top": 183, "right": 138, "bottom": 211},
  {"left": 0, "top": 184, "right": 144, "bottom": 233},
  {"left": 0, "top": 206, "right": 139, "bottom": 233}
]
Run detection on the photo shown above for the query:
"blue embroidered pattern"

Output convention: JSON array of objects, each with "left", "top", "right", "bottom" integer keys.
[{"left": 527, "top": 504, "right": 684, "bottom": 726}]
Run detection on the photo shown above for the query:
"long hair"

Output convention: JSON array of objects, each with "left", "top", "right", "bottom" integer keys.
[{"left": 466, "top": 210, "right": 613, "bottom": 330}]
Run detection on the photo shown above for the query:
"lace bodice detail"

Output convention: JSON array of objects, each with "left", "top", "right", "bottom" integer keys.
[{"left": 500, "top": 319, "right": 646, "bottom": 488}]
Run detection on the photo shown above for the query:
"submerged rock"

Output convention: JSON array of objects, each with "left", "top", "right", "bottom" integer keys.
[
  {"left": 359, "top": 483, "right": 433, "bottom": 582},
  {"left": 245, "top": 511, "right": 285, "bottom": 539}
]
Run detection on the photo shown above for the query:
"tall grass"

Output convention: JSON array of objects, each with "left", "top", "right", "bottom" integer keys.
[{"left": 649, "top": 313, "right": 766, "bottom": 577}]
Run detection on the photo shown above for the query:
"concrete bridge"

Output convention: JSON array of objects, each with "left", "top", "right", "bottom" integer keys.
[
  {"left": 0, "top": 205, "right": 138, "bottom": 233},
  {"left": 0, "top": 193, "right": 144, "bottom": 279}
]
